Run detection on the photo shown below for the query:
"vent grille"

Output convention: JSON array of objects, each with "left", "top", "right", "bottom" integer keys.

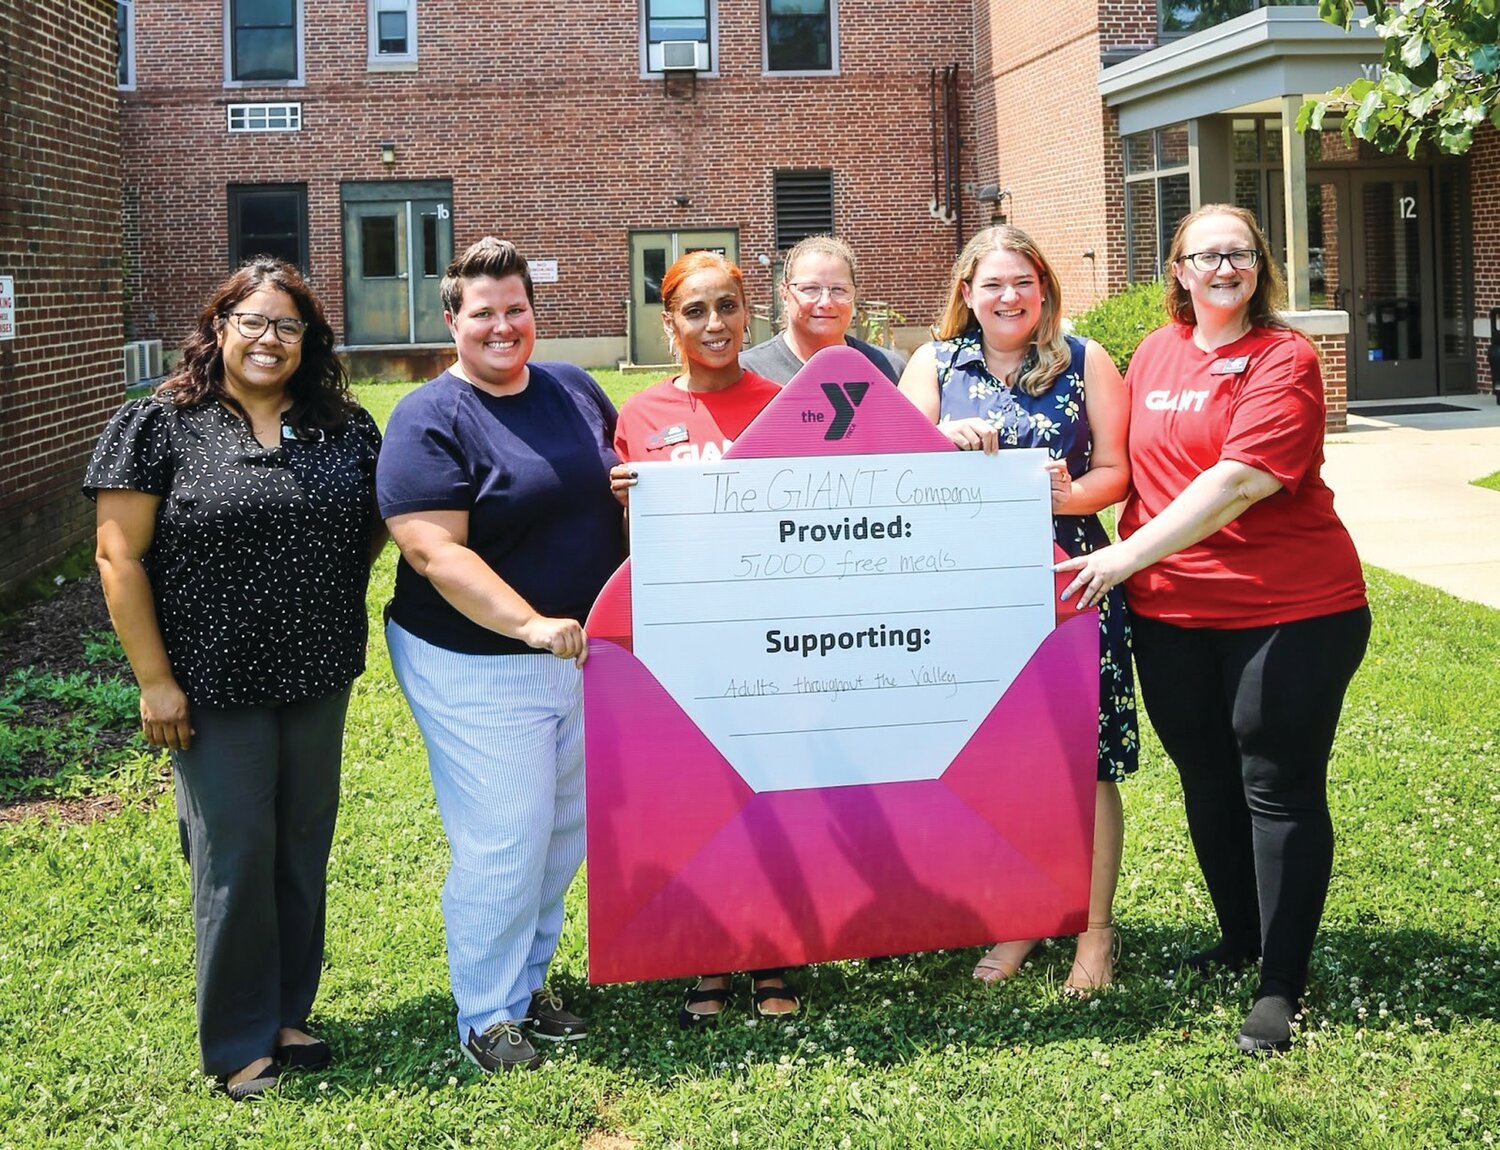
[{"left": 774, "top": 170, "right": 835, "bottom": 250}]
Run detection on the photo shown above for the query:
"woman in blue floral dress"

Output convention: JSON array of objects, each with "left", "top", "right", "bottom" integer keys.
[{"left": 899, "top": 225, "right": 1137, "bottom": 995}]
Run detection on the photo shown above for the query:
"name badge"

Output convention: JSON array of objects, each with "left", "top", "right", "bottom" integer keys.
[
  {"left": 650, "top": 423, "right": 690, "bottom": 449},
  {"left": 1210, "top": 355, "right": 1250, "bottom": 376}
]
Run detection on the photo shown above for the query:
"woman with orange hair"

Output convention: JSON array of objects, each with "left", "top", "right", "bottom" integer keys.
[{"left": 609, "top": 251, "right": 799, "bottom": 1025}]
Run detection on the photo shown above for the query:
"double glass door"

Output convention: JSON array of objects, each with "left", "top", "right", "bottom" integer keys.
[{"left": 1308, "top": 169, "right": 1469, "bottom": 400}]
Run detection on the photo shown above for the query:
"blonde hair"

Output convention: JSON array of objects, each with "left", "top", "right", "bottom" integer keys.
[
  {"left": 1164, "top": 203, "right": 1288, "bottom": 329},
  {"left": 933, "top": 225, "right": 1069, "bottom": 397},
  {"left": 778, "top": 235, "right": 858, "bottom": 332}
]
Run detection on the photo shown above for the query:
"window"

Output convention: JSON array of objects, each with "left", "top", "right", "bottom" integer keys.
[
  {"left": 226, "top": 0, "right": 302, "bottom": 85},
  {"left": 368, "top": 0, "right": 417, "bottom": 67},
  {"left": 1122, "top": 124, "right": 1191, "bottom": 282},
  {"left": 117, "top": 2, "right": 135, "bottom": 89},
  {"left": 228, "top": 184, "right": 308, "bottom": 270},
  {"left": 227, "top": 102, "right": 302, "bottom": 132},
  {"left": 765, "top": 0, "right": 835, "bottom": 73},
  {"left": 1160, "top": 0, "right": 1288, "bottom": 37},
  {"left": 643, "top": 0, "right": 713, "bottom": 73},
  {"left": 774, "top": 169, "right": 835, "bottom": 250}
]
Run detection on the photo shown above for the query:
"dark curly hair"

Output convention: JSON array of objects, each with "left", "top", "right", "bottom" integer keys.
[{"left": 158, "top": 258, "right": 356, "bottom": 431}]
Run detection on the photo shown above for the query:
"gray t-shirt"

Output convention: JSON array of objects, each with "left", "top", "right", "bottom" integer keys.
[{"left": 740, "top": 333, "right": 907, "bottom": 385}]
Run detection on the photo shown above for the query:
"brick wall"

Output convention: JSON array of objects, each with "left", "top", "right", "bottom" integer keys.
[
  {"left": 121, "top": 1, "right": 973, "bottom": 353},
  {"left": 1470, "top": 123, "right": 1498, "bottom": 396},
  {"left": 1308, "top": 330, "right": 1348, "bottom": 432},
  {"left": 972, "top": 0, "right": 1128, "bottom": 318},
  {"left": 0, "top": 0, "right": 123, "bottom": 593}
]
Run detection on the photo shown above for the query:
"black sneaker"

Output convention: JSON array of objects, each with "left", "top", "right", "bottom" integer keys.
[
  {"left": 463, "top": 1021, "right": 541, "bottom": 1072},
  {"left": 527, "top": 987, "right": 587, "bottom": 1042}
]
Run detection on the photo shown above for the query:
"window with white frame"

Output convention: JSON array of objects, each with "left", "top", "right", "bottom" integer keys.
[
  {"left": 226, "top": 0, "right": 302, "bottom": 85},
  {"left": 643, "top": 0, "right": 713, "bottom": 74},
  {"left": 765, "top": 0, "right": 835, "bottom": 73},
  {"left": 368, "top": 0, "right": 417, "bottom": 66},
  {"left": 227, "top": 102, "right": 302, "bottom": 132}
]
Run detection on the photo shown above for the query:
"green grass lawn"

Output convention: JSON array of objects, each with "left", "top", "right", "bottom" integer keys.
[{"left": 2, "top": 379, "right": 1498, "bottom": 1148}]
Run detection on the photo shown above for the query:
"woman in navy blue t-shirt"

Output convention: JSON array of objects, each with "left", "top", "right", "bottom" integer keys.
[{"left": 378, "top": 238, "right": 623, "bottom": 1074}]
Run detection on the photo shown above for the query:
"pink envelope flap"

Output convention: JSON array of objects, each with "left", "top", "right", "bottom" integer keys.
[{"left": 584, "top": 615, "right": 1099, "bottom": 982}]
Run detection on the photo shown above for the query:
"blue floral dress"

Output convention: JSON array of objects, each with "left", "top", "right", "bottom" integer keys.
[{"left": 935, "top": 330, "right": 1138, "bottom": 781}]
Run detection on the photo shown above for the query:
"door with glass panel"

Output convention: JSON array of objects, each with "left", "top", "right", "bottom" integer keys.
[
  {"left": 627, "top": 229, "right": 739, "bottom": 365},
  {"left": 342, "top": 182, "right": 453, "bottom": 345},
  {"left": 1308, "top": 171, "right": 1436, "bottom": 400}
]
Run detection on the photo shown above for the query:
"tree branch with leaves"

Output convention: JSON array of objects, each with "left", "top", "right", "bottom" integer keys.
[{"left": 1300, "top": 0, "right": 1500, "bottom": 156}]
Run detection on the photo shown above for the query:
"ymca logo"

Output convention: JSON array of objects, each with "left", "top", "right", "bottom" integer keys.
[{"left": 819, "top": 381, "right": 870, "bottom": 440}]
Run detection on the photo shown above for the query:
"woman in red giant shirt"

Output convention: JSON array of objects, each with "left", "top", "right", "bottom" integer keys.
[{"left": 1057, "top": 204, "right": 1369, "bottom": 1055}]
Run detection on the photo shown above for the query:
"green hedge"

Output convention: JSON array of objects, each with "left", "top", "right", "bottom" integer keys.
[{"left": 1070, "top": 279, "right": 1167, "bottom": 372}]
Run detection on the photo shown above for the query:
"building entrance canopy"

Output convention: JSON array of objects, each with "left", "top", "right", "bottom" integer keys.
[{"left": 1098, "top": 8, "right": 1380, "bottom": 137}]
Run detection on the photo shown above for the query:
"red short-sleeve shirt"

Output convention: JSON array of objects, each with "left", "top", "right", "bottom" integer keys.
[
  {"left": 1119, "top": 323, "right": 1366, "bottom": 628},
  {"left": 614, "top": 370, "right": 781, "bottom": 464}
]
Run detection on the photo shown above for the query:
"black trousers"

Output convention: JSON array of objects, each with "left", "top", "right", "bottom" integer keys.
[
  {"left": 171, "top": 687, "right": 350, "bottom": 1076},
  {"left": 1133, "top": 607, "right": 1370, "bottom": 998}
]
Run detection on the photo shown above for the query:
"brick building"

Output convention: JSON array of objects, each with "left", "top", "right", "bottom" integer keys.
[
  {"left": 973, "top": 1, "right": 1498, "bottom": 416},
  {"left": 0, "top": 0, "right": 123, "bottom": 594},
  {"left": 114, "top": 1, "right": 1496, "bottom": 411},
  {"left": 117, "top": 0, "right": 974, "bottom": 380}
]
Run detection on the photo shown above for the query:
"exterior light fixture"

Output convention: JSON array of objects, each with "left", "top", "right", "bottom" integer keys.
[{"left": 379, "top": 142, "right": 396, "bottom": 166}]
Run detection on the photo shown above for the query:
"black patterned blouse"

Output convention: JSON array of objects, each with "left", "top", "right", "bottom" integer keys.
[{"left": 84, "top": 394, "right": 382, "bottom": 708}]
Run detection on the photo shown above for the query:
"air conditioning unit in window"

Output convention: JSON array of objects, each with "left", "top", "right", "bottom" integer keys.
[
  {"left": 121, "top": 343, "right": 144, "bottom": 387},
  {"left": 656, "top": 39, "right": 709, "bottom": 72},
  {"left": 141, "top": 339, "right": 164, "bottom": 378}
]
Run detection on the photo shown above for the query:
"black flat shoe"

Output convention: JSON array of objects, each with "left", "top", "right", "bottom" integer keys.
[
  {"left": 274, "top": 1039, "right": 331, "bottom": 1070},
  {"left": 1179, "top": 940, "right": 1260, "bottom": 976},
  {"left": 1235, "top": 994, "right": 1298, "bottom": 1055},
  {"left": 221, "top": 1060, "right": 280, "bottom": 1101}
]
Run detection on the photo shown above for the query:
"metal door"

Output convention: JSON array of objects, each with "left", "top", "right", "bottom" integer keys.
[
  {"left": 343, "top": 190, "right": 453, "bottom": 345},
  {"left": 628, "top": 229, "right": 739, "bottom": 365}
]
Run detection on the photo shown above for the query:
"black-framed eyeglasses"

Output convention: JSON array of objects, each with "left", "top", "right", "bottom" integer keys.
[
  {"left": 1179, "top": 249, "right": 1260, "bottom": 273},
  {"left": 226, "top": 311, "right": 307, "bottom": 343}
]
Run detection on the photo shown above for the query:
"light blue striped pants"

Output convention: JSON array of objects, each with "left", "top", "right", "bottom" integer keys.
[{"left": 386, "top": 621, "right": 586, "bottom": 1042}]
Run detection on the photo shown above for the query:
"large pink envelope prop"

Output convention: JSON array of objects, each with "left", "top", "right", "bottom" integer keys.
[{"left": 584, "top": 347, "right": 1099, "bottom": 982}]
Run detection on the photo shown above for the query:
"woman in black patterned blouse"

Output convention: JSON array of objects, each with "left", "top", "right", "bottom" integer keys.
[{"left": 85, "top": 259, "right": 385, "bottom": 1100}]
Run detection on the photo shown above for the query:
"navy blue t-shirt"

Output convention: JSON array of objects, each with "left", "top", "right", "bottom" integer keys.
[{"left": 377, "top": 363, "right": 623, "bottom": 654}]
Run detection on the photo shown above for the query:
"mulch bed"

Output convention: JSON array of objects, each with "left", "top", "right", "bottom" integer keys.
[
  {"left": 0, "top": 571, "right": 116, "bottom": 680},
  {"left": 1, "top": 572, "right": 146, "bottom": 823}
]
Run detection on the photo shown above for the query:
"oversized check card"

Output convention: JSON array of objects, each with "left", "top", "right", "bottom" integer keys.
[{"left": 628, "top": 452, "right": 1055, "bottom": 791}]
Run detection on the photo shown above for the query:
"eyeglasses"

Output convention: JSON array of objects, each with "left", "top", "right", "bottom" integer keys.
[
  {"left": 226, "top": 311, "right": 308, "bottom": 343},
  {"left": 1179, "top": 249, "right": 1260, "bottom": 273},
  {"left": 787, "top": 281, "right": 854, "bottom": 304}
]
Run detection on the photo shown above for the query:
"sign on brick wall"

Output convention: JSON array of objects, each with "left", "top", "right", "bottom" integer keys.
[{"left": 0, "top": 276, "right": 14, "bottom": 340}]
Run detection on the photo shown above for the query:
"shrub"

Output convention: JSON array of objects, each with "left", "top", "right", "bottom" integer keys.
[{"left": 1070, "top": 279, "right": 1167, "bottom": 373}]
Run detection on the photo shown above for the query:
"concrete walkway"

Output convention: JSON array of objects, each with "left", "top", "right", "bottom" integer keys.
[{"left": 1321, "top": 396, "right": 1500, "bottom": 609}]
